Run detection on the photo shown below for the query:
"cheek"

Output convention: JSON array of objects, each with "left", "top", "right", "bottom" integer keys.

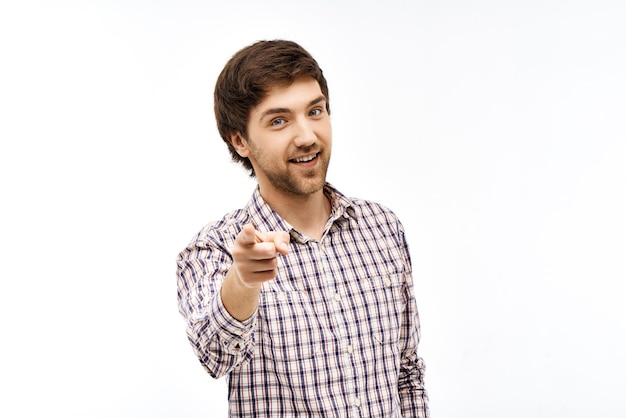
[
  {"left": 251, "top": 135, "right": 287, "bottom": 158},
  {"left": 321, "top": 123, "right": 332, "bottom": 143}
]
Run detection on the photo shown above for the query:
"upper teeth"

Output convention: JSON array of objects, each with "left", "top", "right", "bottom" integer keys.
[{"left": 294, "top": 154, "right": 316, "bottom": 162}]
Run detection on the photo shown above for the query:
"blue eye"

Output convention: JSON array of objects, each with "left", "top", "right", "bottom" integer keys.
[
  {"left": 310, "top": 109, "right": 322, "bottom": 116},
  {"left": 271, "top": 118, "right": 285, "bottom": 126}
]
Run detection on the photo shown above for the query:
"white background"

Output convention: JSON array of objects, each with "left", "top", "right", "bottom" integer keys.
[{"left": 1, "top": 1, "right": 625, "bottom": 417}]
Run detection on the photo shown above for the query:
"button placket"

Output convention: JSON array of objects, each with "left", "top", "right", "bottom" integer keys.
[{"left": 315, "top": 239, "right": 359, "bottom": 411}]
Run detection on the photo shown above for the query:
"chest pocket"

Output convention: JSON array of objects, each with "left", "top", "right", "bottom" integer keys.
[
  {"left": 353, "top": 273, "right": 406, "bottom": 344},
  {"left": 257, "top": 290, "right": 321, "bottom": 362}
]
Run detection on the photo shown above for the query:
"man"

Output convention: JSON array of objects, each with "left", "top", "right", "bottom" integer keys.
[{"left": 177, "top": 39, "right": 430, "bottom": 417}]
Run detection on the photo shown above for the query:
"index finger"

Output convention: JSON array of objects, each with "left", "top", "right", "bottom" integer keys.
[{"left": 260, "top": 231, "right": 290, "bottom": 255}]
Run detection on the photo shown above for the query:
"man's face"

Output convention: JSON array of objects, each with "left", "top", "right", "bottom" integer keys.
[{"left": 234, "top": 76, "right": 332, "bottom": 200}]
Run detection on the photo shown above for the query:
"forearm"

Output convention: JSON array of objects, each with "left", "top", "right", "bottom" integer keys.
[
  {"left": 398, "top": 264, "right": 430, "bottom": 417},
  {"left": 177, "top": 245, "right": 258, "bottom": 378},
  {"left": 399, "top": 350, "right": 430, "bottom": 418},
  {"left": 185, "top": 288, "right": 258, "bottom": 379},
  {"left": 220, "top": 267, "right": 262, "bottom": 321}
]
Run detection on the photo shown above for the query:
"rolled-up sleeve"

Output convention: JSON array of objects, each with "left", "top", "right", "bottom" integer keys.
[
  {"left": 398, "top": 289, "right": 430, "bottom": 418},
  {"left": 176, "top": 232, "right": 257, "bottom": 378}
]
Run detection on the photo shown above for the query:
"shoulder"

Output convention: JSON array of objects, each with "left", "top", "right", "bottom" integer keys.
[
  {"left": 348, "top": 196, "right": 405, "bottom": 236},
  {"left": 326, "top": 183, "right": 405, "bottom": 237},
  {"left": 345, "top": 195, "right": 413, "bottom": 271},
  {"left": 182, "top": 208, "right": 250, "bottom": 256}
]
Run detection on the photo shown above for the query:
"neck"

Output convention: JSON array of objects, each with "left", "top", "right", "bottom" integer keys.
[{"left": 259, "top": 186, "right": 331, "bottom": 240}]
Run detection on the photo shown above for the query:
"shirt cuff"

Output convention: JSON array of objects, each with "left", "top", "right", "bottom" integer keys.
[{"left": 210, "top": 290, "right": 257, "bottom": 354}]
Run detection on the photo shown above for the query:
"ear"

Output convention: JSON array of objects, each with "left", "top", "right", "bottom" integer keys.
[{"left": 228, "top": 132, "right": 250, "bottom": 158}]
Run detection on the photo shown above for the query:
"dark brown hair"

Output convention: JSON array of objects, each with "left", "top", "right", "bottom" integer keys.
[{"left": 214, "top": 39, "right": 330, "bottom": 176}]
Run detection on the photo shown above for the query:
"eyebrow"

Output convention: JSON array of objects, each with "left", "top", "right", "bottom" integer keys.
[{"left": 258, "top": 95, "right": 327, "bottom": 122}]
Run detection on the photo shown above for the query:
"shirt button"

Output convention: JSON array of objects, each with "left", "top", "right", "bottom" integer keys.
[
  {"left": 334, "top": 293, "right": 341, "bottom": 302},
  {"left": 353, "top": 397, "right": 361, "bottom": 407},
  {"left": 277, "top": 292, "right": 286, "bottom": 301},
  {"left": 384, "top": 278, "right": 392, "bottom": 287},
  {"left": 347, "top": 344, "right": 353, "bottom": 354}
]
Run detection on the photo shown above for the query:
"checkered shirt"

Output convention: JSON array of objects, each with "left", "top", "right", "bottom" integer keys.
[{"left": 177, "top": 184, "right": 429, "bottom": 417}]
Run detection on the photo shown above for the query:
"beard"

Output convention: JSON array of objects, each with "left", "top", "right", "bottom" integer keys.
[
  {"left": 250, "top": 145, "right": 331, "bottom": 197},
  {"left": 269, "top": 156, "right": 330, "bottom": 196}
]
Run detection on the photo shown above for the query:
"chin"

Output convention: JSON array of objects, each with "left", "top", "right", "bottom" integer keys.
[{"left": 287, "top": 176, "right": 326, "bottom": 196}]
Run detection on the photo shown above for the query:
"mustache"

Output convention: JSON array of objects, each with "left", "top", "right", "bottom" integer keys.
[{"left": 289, "top": 145, "right": 322, "bottom": 157}]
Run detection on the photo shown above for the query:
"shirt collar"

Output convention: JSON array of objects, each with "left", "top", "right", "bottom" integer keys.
[
  {"left": 244, "top": 183, "right": 358, "bottom": 237},
  {"left": 324, "top": 183, "right": 358, "bottom": 226}
]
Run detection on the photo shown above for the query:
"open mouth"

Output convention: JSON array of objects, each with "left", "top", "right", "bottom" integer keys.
[{"left": 290, "top": 153, "right": 318, "bottom": 164}]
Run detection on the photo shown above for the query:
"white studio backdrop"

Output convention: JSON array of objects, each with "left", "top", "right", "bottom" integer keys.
[{"left": 1, "top": 1, "right": 625, "bottom": 417}]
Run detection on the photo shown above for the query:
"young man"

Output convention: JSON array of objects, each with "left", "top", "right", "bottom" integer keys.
[{"left": 177, "top": 40, "right": 430, "bottom": 417}]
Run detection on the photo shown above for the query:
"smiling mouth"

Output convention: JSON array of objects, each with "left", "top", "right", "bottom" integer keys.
[{"left": 290, "top": 153, "right": 318, "bottom": 163}]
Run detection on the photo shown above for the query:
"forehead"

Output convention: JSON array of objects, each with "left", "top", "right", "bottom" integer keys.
[{"left": 255, "top": 77, "right": 324, "bottom": 111}]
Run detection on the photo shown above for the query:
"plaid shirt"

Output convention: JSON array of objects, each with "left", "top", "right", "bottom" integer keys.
[{"left": 177, "top": 184, "right": 429, "bottom": 417}]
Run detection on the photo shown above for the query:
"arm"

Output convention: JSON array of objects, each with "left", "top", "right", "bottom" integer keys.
[
  {"left": 221, "top": 224, "right": 289, "bottom": 320},
  {"left": 176, "top": 224, "right": 289, "bottom": 378},
  {"left": 396, "top": 226, "right": 430, "bottom": 417},
  {"left": 398, "top": 279, "right": 430, "bottom": 418}
]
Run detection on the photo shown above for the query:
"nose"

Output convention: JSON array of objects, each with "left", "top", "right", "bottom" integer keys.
[{"left": 293, "top": 117, "right": 317, "bottom": 148}]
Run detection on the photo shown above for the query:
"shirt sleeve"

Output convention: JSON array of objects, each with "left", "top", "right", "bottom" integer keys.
[
  {"left": 397, "top": 225, "right": 431, "bottom": 418},
  {"left": 176, "top": 233, "right": 257, "bottom": 379},
  {"left": 398, "top": 279, "right": 430, "bottom": 418}
]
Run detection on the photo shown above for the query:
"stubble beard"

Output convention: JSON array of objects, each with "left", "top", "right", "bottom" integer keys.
[{"left": 259, "top": 152, "right": 331, "bottom": 197}]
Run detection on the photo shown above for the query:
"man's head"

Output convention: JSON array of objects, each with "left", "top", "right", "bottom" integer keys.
[{"left": 214, "top": 40, "right": 330, "bottom": 176}]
